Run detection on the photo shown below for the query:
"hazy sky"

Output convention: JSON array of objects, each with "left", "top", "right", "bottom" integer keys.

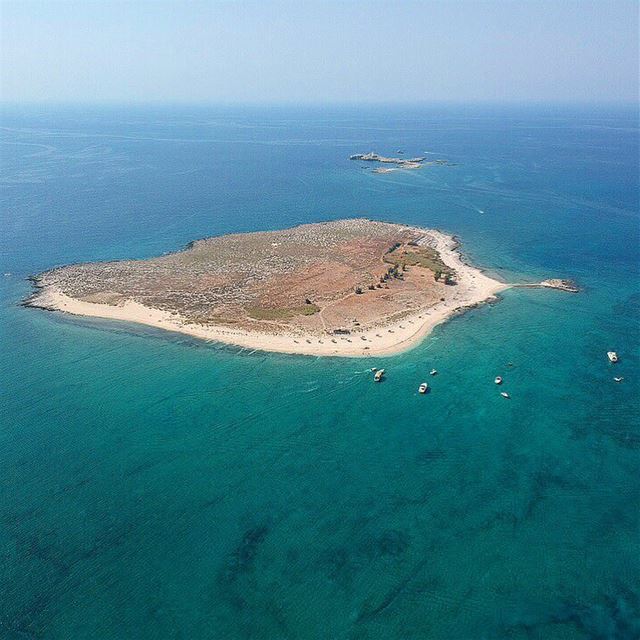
[{"left": 1, "top": 0, "right": 638, "bottom": 104}]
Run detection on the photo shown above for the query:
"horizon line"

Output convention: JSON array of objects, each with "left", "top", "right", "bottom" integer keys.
[{"left": 2, "top": 99, "right": 638, "bottom": 109}]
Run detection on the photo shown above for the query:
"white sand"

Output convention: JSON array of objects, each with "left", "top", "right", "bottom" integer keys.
[{"left": 29, "top": 231, "right": 510, "bottom": 358}]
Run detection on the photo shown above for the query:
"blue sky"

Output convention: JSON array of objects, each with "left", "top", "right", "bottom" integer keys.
[{"left": 1, "top": 0, "right": 638, "bottom": 104}]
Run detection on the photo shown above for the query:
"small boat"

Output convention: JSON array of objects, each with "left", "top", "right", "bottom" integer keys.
[
  {"left": 500, "top": 391, "right": 510, "bottom": 399},
  {"left": 494, "top": 376, "right": 503, "bottom": 385},
  {"left": 614, "top": 377, "right": 624, "bottom": 383},
  {"left": 371, "top": 367, "right": 378, "bottom": 372},
  {"left": 607, "top": 351, "right": 619, "bottom": 363},
  {"left": 430, "top": 369, "right": 438, "bottom": 376},
  {"left": 374, "top": 369, "right": 385, "bottom": 382},
  {"left": 418, "top": 382, "right": 429, "bottom": 394}
]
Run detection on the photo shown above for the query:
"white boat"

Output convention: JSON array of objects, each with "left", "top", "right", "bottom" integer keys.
[
  {"left": 371, "top": 367, "right": 378, "bottom": 372},
  {"left": 500, "top": 391, "right": 510, "bottom": 399},
  {"left": 430, "top": 369, "right": 438, "bottom": 376},
  {"left": 418, "top": 382, "right": 428, "bottom": 394},
  {"left": 614, "top": 377, "right": 624, "bottom": 383},
  {"left": 494, "top": 376, "right": 503, "bottom": 385},
  {"left": 607, "top": 351, "right": 619, "bottom": 363},
  {"left": 374, "top": 369, "right": 385, "bottom": 382}
]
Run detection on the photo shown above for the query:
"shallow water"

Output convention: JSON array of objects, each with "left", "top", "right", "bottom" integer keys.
[{"left": 1, "top": 104, "right": 638, "bottom": 639}]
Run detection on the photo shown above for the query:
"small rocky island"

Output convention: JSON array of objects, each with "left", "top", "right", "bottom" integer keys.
[
  {"left": 25, "top": 219, "right": 575, "bottom": 357},
  {"left": 511, "top": 279, "right": 580, "bottom": 293},
  {"left": 350, "top": 152, "right": 454, "bottom": 173}
]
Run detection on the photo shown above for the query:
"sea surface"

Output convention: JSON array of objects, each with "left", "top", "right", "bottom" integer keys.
[{"left": 1, "top": 104, "right": 638, "bottom": 639}]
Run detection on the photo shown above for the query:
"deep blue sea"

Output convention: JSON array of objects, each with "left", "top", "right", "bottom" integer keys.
[{"left": 1, "top": 104, "right": 639, "bottom": 639}]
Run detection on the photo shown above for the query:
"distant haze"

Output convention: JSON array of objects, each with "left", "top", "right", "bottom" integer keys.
[{"left": 1, "top": 0, "right": 638, "bottom": 104}]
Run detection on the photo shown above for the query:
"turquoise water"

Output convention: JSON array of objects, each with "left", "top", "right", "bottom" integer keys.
[{"left": 1, "top": 104, "right": 638, "bottom": 639}]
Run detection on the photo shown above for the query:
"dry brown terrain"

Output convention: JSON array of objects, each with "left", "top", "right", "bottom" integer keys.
[
  {"left": 31, "top": 219, "right": 458, "bottom": 336},
  {"left": 26, "top": 220, "right": 576, "bottom": 357}
]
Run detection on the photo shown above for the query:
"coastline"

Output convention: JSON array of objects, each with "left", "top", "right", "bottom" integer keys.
[{"left": 25, "top": 230, "right": 511, "bottom": 357}]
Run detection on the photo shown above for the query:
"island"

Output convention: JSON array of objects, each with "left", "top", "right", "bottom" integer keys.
[
  {"left": 515, "top": 279, "right": 580, "bottom": 293},
  {"left": 24, "top": 219, "right": 574, "bottom": 357},
  {"left": 350, "top": 152, "right": 426, "bottom": 170},
  {"left": 350, "top": 153, "right": 455, "bottom": 173}
]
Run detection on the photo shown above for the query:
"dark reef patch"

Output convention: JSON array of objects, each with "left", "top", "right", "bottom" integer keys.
[
  {"left": 501, "top": 585, "right": 640, "bottom": 639},
  {"left": 219, "top": 523, "right": 270, "bottom": 585},
  {"left": 612, "top": 292, "right": 640, "bottom": 319},
  {"left": 522, "top": 458, "right": 575, "bottom": 520},
  {"left": 370, "top": 529, "right": 411, "bottom": 558},
  {"left": 414, "top": 448, "right": 447, "bottom": 465},
  {"left": 356, "top": 559, "right": 431, "bottom": 624}
]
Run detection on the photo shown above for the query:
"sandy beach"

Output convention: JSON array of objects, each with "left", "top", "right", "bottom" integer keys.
[{"left": 27, "top": 231, "right": 510, "bottom": 357}]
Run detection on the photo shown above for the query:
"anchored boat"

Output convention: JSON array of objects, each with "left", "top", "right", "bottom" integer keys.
[
  {"left": 500, "top": 391, "right": 510, "bottom": 399},
  {"left": 374, "top": 369, "right": 385, "bottom": 382},
  {"left": 494, "top": 376, "right": 503, "bottom": 385},
  {"left": 607, "top": 351, "right": 619, "bottom": 363},
  {"left": 418, "top": 382, "right": 429, "bottom": 394}
]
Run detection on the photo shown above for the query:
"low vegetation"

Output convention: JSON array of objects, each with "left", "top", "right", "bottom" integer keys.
[{"left": 384, "top": 244, "right": 455, "bottom": 278}]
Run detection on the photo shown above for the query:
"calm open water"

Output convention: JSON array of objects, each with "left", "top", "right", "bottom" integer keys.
[{"left": 1, "top": 104, "right": 639, "bottom": 639}]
